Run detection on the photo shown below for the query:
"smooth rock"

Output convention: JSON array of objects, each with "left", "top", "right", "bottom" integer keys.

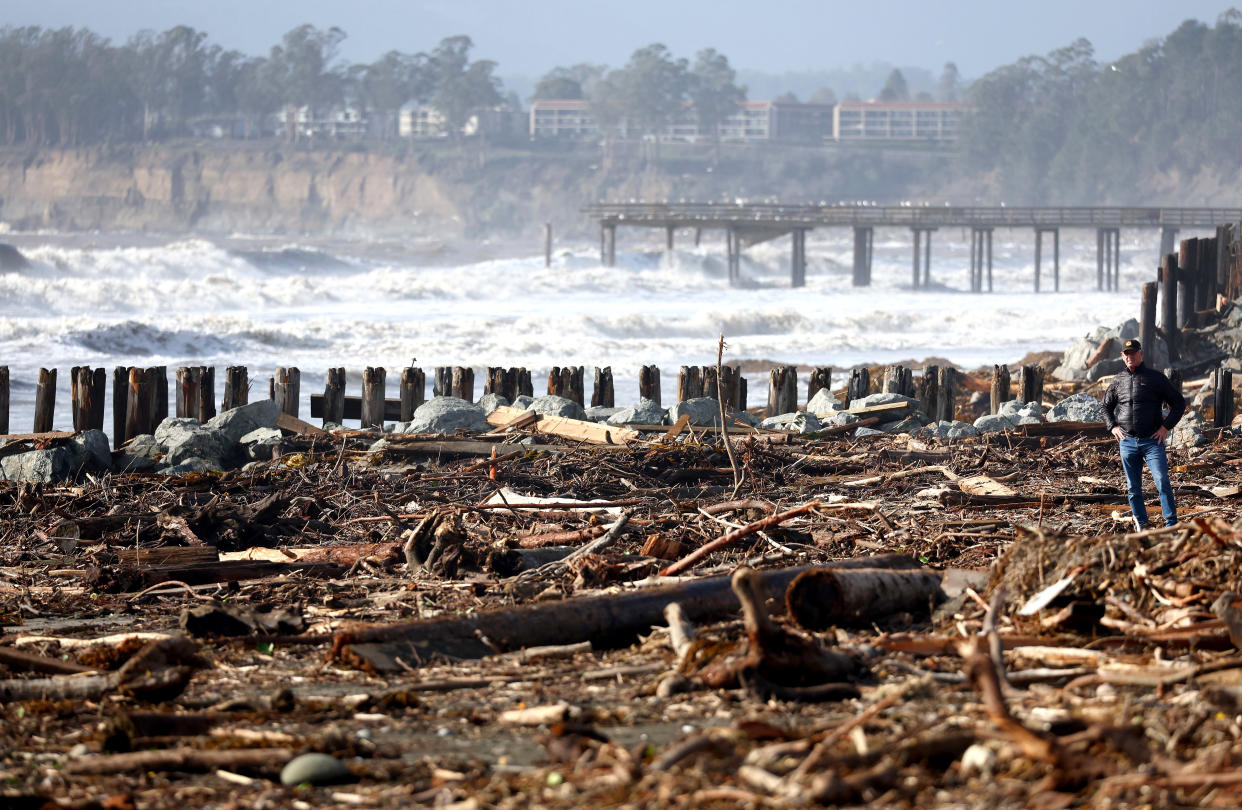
[
  {"left": 998, "top": 400, "right": 1044, "bottom": 420},
  {"left": 280, "top": 752, "right": 351, "bottom": 786},
  {"left": 163, "top": 428, "right": 232, "bottom": 468},
  {"left": 206, "top": 399, "right": 281, "bottom": 445},
  {"left": 405, "top": 396, "right": 489, "bottom": 435},
  {"left": 608, "top": 398, "right": 667, "bottom": 426},
  {"left": 1086, "top": 357, "right": 1126, "bottom": 382},
  {"left": 525, "top": 395, "right": 588, "bottom": 421},
  {"left": 848, "top": 392, "right": 921, "bottom": 410},
  {"left": 512, "top": 395, "right": 534, "bottom": 409},
  {"left": 668, "top": 397, "right": 725, "bottom": 427},
  {"left": 585, "top": 406, "right": 623, "bottom": 423},
  {"left": 854, "top": 426, "right": 886, "bottom": 437},
  {"left": 240, "top": 427, "right": 282, "bottom": 444},
  {"left": 973, "top": 414, "right": 1015, "bottom": 434}
]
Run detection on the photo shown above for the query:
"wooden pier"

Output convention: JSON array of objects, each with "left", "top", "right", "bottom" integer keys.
[{"left": 584, "top": 202, "right": 1242, "bottom": 290}]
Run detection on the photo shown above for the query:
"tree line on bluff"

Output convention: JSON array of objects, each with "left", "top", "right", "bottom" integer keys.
[{"left": 0, "top": 13, "right": 1240, "bottom": 202}]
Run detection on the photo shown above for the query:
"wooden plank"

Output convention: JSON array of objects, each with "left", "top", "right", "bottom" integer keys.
[
  {"left": 0, "top": 431, "right": 76, "bottom": 442},
  {"left": 276, "top": 412, "right": 329, "bottom": 437},
  {"left": 957, "top": 475, "right": 1018, "bottom": 497},
  {"left": 844, "top": 401, "right": 915, "bottom": 416},
  {"left": 662, "top": 413, "right": 691, "bottom": 442},
  {"left": 486, "top": 405, "right": 639, "bottom": 446}
]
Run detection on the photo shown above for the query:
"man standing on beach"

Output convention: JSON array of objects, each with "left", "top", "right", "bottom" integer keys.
[{"left": 1101, "top": 338, "right": 1185, "bottom": 530}]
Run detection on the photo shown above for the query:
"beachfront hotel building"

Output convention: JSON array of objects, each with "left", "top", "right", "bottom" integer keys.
[
  {"left": 832, "top": 101, "right": 968, "bottom": 142},
  {"left": 528, "top": 99, "right": 834, "bottom": 142}
]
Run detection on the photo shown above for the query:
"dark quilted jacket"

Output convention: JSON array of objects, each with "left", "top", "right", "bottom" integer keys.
[{"left": 1101, "top": 364, "right": 1185, "bottom": 438}]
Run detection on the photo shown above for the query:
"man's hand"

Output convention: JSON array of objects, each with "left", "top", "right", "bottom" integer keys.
[
  {"left": 1111, "top": 426, "right": 1126, "bottom": 441},
  {"left": 1153, "top": 425, "right": 1169, "bottom": 444}
]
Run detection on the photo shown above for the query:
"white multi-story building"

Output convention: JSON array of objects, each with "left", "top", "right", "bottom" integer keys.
[
  {"left": 832, "top": 101, "right": 968, "bottom": 142},
  {"left": 528, "top": 99, "right": 834, "bottom": 142}
]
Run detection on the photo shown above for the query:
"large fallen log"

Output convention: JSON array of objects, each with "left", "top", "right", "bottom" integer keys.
[
  {"left": 785, "top": 567, "right": 945, "bottom": 631},
  {"left": 331, "top": 555, "right": 929, "bottom": 673}
]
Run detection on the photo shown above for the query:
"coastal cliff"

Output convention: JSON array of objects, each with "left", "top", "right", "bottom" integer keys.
[{"left": 0, "top": 142, "right": 947, "bottom": 238}]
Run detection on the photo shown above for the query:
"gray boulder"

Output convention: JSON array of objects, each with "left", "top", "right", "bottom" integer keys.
[
  {"left": 881, "top": 415, "right": 925, "bottom": 434},
  {"left": 848, "top": 392, "right": 921, "bottom": 411},
  {"left": 406, "top": 396, "right": 490, "bottom": 435},
  {"left": 807, "top": 388, "right": 843, "bottom": 414},
  {"left": 824, "top": 411, "right": 859, "bottom": 427},
  {"left": 761, "top": 412, "right": 822, "bottom": 433},
  {"left": 608, "top": 398, "right": 667, "bottom": 426},
  {"left": 854, "top": 426, "right": 886, "bottom": 437},
  {"left": 1016, "top": 415, "right": 1043, "bottom": 426},
  {"left": 668, "top": 397, "right": 757, "bottom": 427},
  {"left": 973, "top": 414, "right": 1015, "bottom": 434},
  {"left": 240, "top": 427, "right": 282, "bottom": 461},
  {"left": 585, "top": 406, "right": 623, "bottom": 423},
  {"left": 526, "top": 395, "right": 587, "bottom": 421},
  {"left": 117, "top": 434, "right": 163, "bottom": 473},
  {"left": 159, "top": 457, "right": 215, "bottom": 476},
  {"left": 1169, "top": 410, "right": 1209, "bottom": 449},
  {"left": 1047, "top": 393, "right": 1106, "bottom": 423},
  {"left": 512, "top": 395, "right": 534, "bottom": 409},
  {"left": 1, "top": 447, "right": 73, "bottom": 482},
  {"left": 476, "top": 393, "right": 509, "bottom": 415},
  {"left": 154, "top": 417, "right": 202, "bottom": 447},
  {"left": 164, "top": 428, "right": 233, "bottom": 468},
  {"left": 920, "top": 420, "right": 980, "bottom": 440},
  {"left": 205, "top": 399, "right": 281, "bottom": 445},
  {"left": 998, "top": 400, "right": 1044, "bottom": 421},
  {"left": 68, "top": 430, "right": 112, "bottom": 472},
  {"left": 1086, "top": 358, "right": 1126, "bottom": 382}
]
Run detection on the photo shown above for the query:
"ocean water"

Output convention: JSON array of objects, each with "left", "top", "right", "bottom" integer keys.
[{"left": 0, "top": 225, "right": 1208, "bottom": 434}]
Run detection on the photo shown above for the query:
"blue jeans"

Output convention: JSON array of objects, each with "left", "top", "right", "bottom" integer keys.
[{"left": 1119, "top": 436, "right": 1176, "bottom": 527}]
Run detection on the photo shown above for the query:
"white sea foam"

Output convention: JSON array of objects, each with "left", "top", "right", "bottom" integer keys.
[{"left": 0, "top": 226, "right": 1212, "bottom": 433}]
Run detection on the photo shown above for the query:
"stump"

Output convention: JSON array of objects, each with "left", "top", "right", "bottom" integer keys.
[
  {"left": 766, "top": 366, "right": 797, "bottom": 417},
  {"left": 808, "top": 367, "right": 832, "bottom": 404},
  {"left": 273, "top": 367, "right": 300, "bottom": 417},
  {"left": 639, "top": 364, "right": 661, "bottom": 406},
  {"left": 883, "top": 365, "right": 913, "bottom": 397},
  {"left": 33, "top": 368, "right": 56, "bottom": 434},
  {"left": 451, "top": 367, "right": 474, "bottom": 402},
  {"left": 71, "top": 367, "right": 105, "bottom": 432},
  {"left": 323, "top": 368, "right": 346, "bottom": 426},
  {"left": 361, "top": 367, "right": 386, "bottom": 428},
  {"left": 591, "top": 367, "right": 614, "bottom": 408},
  {"left": 846, "top": 368, "right": 870, "bottom": 405},
  {"left": 677, "top": 366, "right": 702, "bottom": 403},
  {"left": 400, "top": 367, "right": 425, "bottom": 421},
  {"left": 1017, "top": 364, "right": 1044, "bottom": 407},
  {"left": 222, "top": 366, "right": 248, "bottom": 411},
  {"left": 990, "top": 364, "right": 1011, "bottom": 415}
]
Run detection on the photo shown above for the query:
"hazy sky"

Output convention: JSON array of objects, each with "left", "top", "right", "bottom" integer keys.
[{"left": 5, "top": 0, "right": 1238, "bottom": 79}]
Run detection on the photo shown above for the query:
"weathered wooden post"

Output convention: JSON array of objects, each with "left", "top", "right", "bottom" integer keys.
[
  {"left": 1161, "top": 253, "right": 1179, "bottom": 362},
  {"left": 516, "top": 368, "right": 533, "bottom": 398},
  {"left": 71, "top": 367, "right": 105, "bottom": 432},
  {"left": 919, "top": 365, "right": 939, "bottom": 419},
  {"left": 1178, "top": 238, "right": 1197, "bottom": 328},
  {"left": 485, "top": 367, "right": 510, "bottom": 401},
  {"left": 112, "top": 367, "right": 129, "bottom": 448},
  {"left": 33, "top": 368, "right": 56, "bottom": 433},
  {"left": 766, "top": 366, "right": 797, "bottom": 417},
  {"left": 176, "top": 367, "right": 200, "bottom": 419},
  {"left": 882, "top": 365, "right": 913, "bottom": 397},
  {"left": 1199, "top": 237, "right": 1217, "bottom": 313},
  {"left": 677, "top": 366, "right": 702, "bottom": 403},
  {"left": 736, "top": 375, "right": 748, "bottom": 412},
  {"left": 152, "top": 366, "right": 168, "bottom": 424},
  {"left": 702, "top": 366, "right": 719, "bottom": 402},
  {"left": 451, "top": 367, "right": 474, "bottom": 402},
  {"left": 198, "top": 366, "right": 216, "bottom": 422},
  {"left": 807, "top": 368, "right": 832, "bottom": 404},
  {"left": 322, "top": 367, "right": 346, "bottom": 426},
  {"left": 1139, "top": 282, "right": 1158, "bottom": 363},
  {"left": 273, "top": 367, "right": 300, "bottom": 417},
  {"left": 1213, "top": 367, "right": 1235, "bottom": 428},
  {"left": 0, "top": 366, "right": 8, "bottom": 436},
  {"left": 639, "top": 364, "right": 661, "bottom": 405},
  {"left": 433, "top": 367, "right": 452, "bottom": 397},
  {"left": 591, "top": 367, "right": 614, "bottom": 408},
  {"left": 124, "top": 368, "right": 154, "bottom": 443},
  {"left": 721, "top": 365, "right": 742, "bottom": 409},
  {"left": 990, "top": 364, "right": 1011, "bottom": 415},
  {"left": 223, "top": 366, "right": 248, "bottom": 411},
  {"left": 1017, "top": 365, "right": 1044, "bottom": 407},
  {"left": 935, "top": 367, "right": 958, "bottom": 423},
  {"left": 361, "top": 367, "right": 386, "bottom": 428},
  {"left": 400, "top": 367, "right": 425, "bottom": 421},
  {"left": 846, "top": 367, "right": 869, "bottom": 405}
]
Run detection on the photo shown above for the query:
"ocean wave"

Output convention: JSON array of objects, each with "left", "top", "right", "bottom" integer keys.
[{"left": 61, "top": 321, "right": 238, "bottom": 357}]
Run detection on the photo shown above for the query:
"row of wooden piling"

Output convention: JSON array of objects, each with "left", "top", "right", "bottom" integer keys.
[{"left": 1, "top": 351, "right": 1233, "bottom": 445}]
